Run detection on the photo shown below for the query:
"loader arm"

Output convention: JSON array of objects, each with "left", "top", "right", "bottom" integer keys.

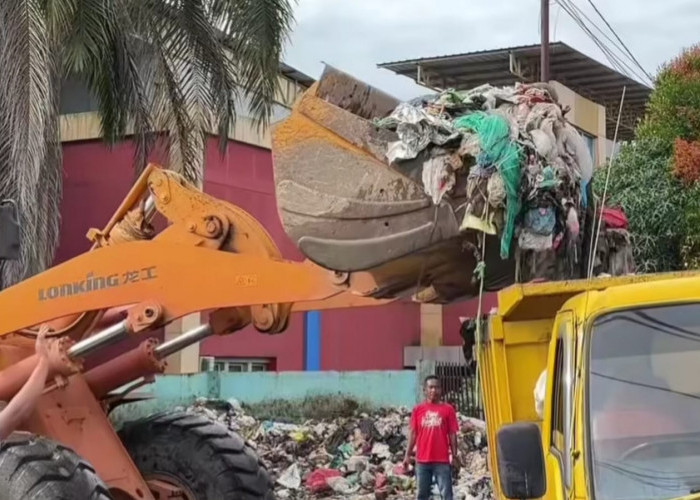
[
  {"left": 0, "top": 241, "right": 387, "bottom": 337},
  {"left": 1, "top": 164, "right": 394, "bottom": 340}
]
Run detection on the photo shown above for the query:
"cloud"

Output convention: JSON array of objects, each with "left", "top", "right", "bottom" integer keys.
[{"left": 282, "top": 0, "right": 699, "bottom": 99}]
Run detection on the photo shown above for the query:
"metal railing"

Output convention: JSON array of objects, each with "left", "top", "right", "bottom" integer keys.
[{"left": 435, "top": 361, "right": 483, "bottom": 419}]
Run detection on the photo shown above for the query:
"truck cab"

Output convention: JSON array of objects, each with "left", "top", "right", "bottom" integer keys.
[{"left": 481, "top": 272, "right": 700, "bottom": 500}]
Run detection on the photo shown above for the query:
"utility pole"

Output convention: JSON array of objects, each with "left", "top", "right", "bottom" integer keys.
[{"left": 541, "top": 0, "right": 550, "bottom": 82}]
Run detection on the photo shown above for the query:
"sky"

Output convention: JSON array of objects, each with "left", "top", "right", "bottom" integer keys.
[{"left": 282, "top": 0, "right": 700, "bottom": 100}]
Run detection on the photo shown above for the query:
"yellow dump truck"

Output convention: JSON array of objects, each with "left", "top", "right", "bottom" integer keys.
[
  {"left": 271, "top": 65, "right": 700, "bottom": 500},
  {"left": 480, "top": 272, "right": 700, "bottom": 500}
]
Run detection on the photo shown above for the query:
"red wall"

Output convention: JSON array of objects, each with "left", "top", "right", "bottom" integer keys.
[
  {"left": 320, "top": 302, "right": 420, "bottom": 370},
  {"left": 55, "top": 139, "right": 168, "bottom": 264},
  {"left": 57, "top": 136, "right": 421, "bottom": 371}
]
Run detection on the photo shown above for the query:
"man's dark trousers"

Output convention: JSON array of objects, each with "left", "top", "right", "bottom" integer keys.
[{"left": 416, "top": 462, "right": 453, "bottom": 500}]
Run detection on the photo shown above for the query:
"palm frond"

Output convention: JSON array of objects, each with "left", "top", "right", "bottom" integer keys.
[
  {"left": 223, "top": 0, "right": 296, "bottom": 131},
  {"left": 124, "top": 0, "right": 236, "bottom": 180},
  {"left": 138, "top": 1, "right": 205, "bottom": 181},
  {"left": 0, "top": 0, "right": 297, "bottom": 288},
  {"left": 61, "top": 0, "right": 155, "bottom": 173},
  {"left": 0, "top": 0, "right": 60, "bottom": 287},
  {"left": 181, "top": 0, "right": 238, "bottom": 153}
]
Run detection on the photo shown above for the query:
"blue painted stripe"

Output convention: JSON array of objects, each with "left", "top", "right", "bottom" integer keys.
[{"left": 304, "top": 311, "right": 321, "bottom": 371}]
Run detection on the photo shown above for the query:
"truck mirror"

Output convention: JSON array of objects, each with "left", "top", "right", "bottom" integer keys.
[
  {"left": 0, "top": 200, "right": 20, "bottom": 260},
  {"left": 496, "top": 422, "right": 546, "bottom": 499}
]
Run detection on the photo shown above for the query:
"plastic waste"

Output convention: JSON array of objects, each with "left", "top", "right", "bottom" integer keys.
[
  {"left": 183, "top": 399, "right": 494, "bottom": 499},
  {"left": 277, "top": 463, "right": 302, "bottom": 490},
  {"left": 327, "top": 476, "right": 361, "bottom": 494},
  {"left": 453, "top": 111, "right": 522, "bottom": 258},
  {"left": 305, "top": 469, "right": 342, "bottom": 494},
  {"left": 422, "top": 155, "right": 457, "bottom": 204}
]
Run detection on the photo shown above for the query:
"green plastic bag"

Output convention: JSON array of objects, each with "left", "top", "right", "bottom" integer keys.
[{"left": 454, "top": 112, "right": 522, "bottom": 258}]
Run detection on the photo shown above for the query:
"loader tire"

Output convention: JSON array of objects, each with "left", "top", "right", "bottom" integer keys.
[
  {"left": 119, "top": 410, "right": 275, "bottom": 500},
  {"left": 0, "top": 433, "right": 112, "bottom": 500}
]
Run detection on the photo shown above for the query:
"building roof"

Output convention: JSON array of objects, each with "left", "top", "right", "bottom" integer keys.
[
  {"left": 378, "top": 42, "right": 653, "bottom": 141},
  {"left": 279, "top": 62, "right": 315, "bottom": 88}
]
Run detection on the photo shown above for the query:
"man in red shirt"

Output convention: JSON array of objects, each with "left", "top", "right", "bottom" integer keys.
[{"left": 403, "top": 375, "right": 460, "bottom": 500}]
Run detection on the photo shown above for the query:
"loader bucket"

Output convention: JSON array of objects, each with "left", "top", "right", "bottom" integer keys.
[{"left": 271, "top": 65, "right": 516, "bottom": 302}]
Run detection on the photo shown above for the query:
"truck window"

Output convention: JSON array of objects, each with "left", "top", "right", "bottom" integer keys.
[
  {"left": 589, "top": 303, "right": 700, "bottom": 500},
  {"left": 551, "top": 314, "right": 574, "bottom": 489}
]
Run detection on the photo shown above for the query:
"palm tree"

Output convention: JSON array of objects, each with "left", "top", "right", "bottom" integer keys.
[{"left": 0, "top": 0, "right": 296, "bottom": 288}]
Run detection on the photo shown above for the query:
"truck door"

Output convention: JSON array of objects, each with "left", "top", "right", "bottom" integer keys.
[{"left": 545, "top": 310, "right": 576, "bottom": 500}]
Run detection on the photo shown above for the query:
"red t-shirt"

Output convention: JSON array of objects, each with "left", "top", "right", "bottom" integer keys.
[{"left": 409, "top": 402, "right": 459, "bottom": 463}]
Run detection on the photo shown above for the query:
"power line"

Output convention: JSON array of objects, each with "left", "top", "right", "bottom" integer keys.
[
  {"left": 556, "top": 0, "right": 646, "bottom": 83},
  {"left": 559, "top": 0, "right": 629, "bottom": 57},
  {"left": 584, "top": 0, "right": 654, "bottom": 83},
  {"left": 564, "top": 0, "right": 652, "bottom": 85},
  {"left": 554, "top": 0, "right": 652, "bottom": 86}
]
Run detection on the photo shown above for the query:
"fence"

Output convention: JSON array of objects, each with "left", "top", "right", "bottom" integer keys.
[{"left": 435, "top": 361, "right": 483, "bottom": 419}]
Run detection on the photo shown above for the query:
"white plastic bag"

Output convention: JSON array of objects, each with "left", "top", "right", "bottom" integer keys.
[
  {"left": 534, "top": 369, "right": 547, "bottom": 419},
  {"left": 277, "top": 463, "right": 301, "bottom": 490}
]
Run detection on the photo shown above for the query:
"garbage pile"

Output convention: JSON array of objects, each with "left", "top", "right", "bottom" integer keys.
[
  {"left": 376, "top": 82, "right": 634, "bottom": 281},
  {"left": 183, "top": 399, "right": 493, "bottom": 500}
]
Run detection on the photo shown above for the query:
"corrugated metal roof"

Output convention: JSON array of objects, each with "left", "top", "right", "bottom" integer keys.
[
  {"left": 378, "top": 42, "right": 652, "bottom": 140},
  {"left": 279, "top": 62, "right": 315, "bottom": 88}
]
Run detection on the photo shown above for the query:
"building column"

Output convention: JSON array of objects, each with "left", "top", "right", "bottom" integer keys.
[
  {"left": 420, "top": 304, "right": 443, "bottom": 347},
  {"left": 304, "top": 311, "right": 321, "bottom": 371},
  {"left": 162, "top": 313, "right": 202, "bottom": 374}
]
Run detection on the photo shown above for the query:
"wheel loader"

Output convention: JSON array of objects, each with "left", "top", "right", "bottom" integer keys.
[{"left": 0, "top": 64, "right": 695, "bottom": 500}]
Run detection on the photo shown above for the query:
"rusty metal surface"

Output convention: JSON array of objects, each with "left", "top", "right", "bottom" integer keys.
[
  {"left": 296, "top": 83, "right": 398, "bottom": 165},
  {"left": 296, "top": 201, "right": 460, "bottom": 272},
  {"left": 24, "top": 375, "right": 155, "bottom": 499}
]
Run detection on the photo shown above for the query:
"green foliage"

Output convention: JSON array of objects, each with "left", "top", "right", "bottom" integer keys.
[
  {"left": 601, "top": 43, "right": 700, "bottom": 272},
  {"left": 679, "top": 183, "right": 700, "bottom": 269},
  {"left": 637, "top": 44, "right": 700, "bottom": 144},
  {"left": 595, "top": 136, "right": 685, "bottom": 272}
]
